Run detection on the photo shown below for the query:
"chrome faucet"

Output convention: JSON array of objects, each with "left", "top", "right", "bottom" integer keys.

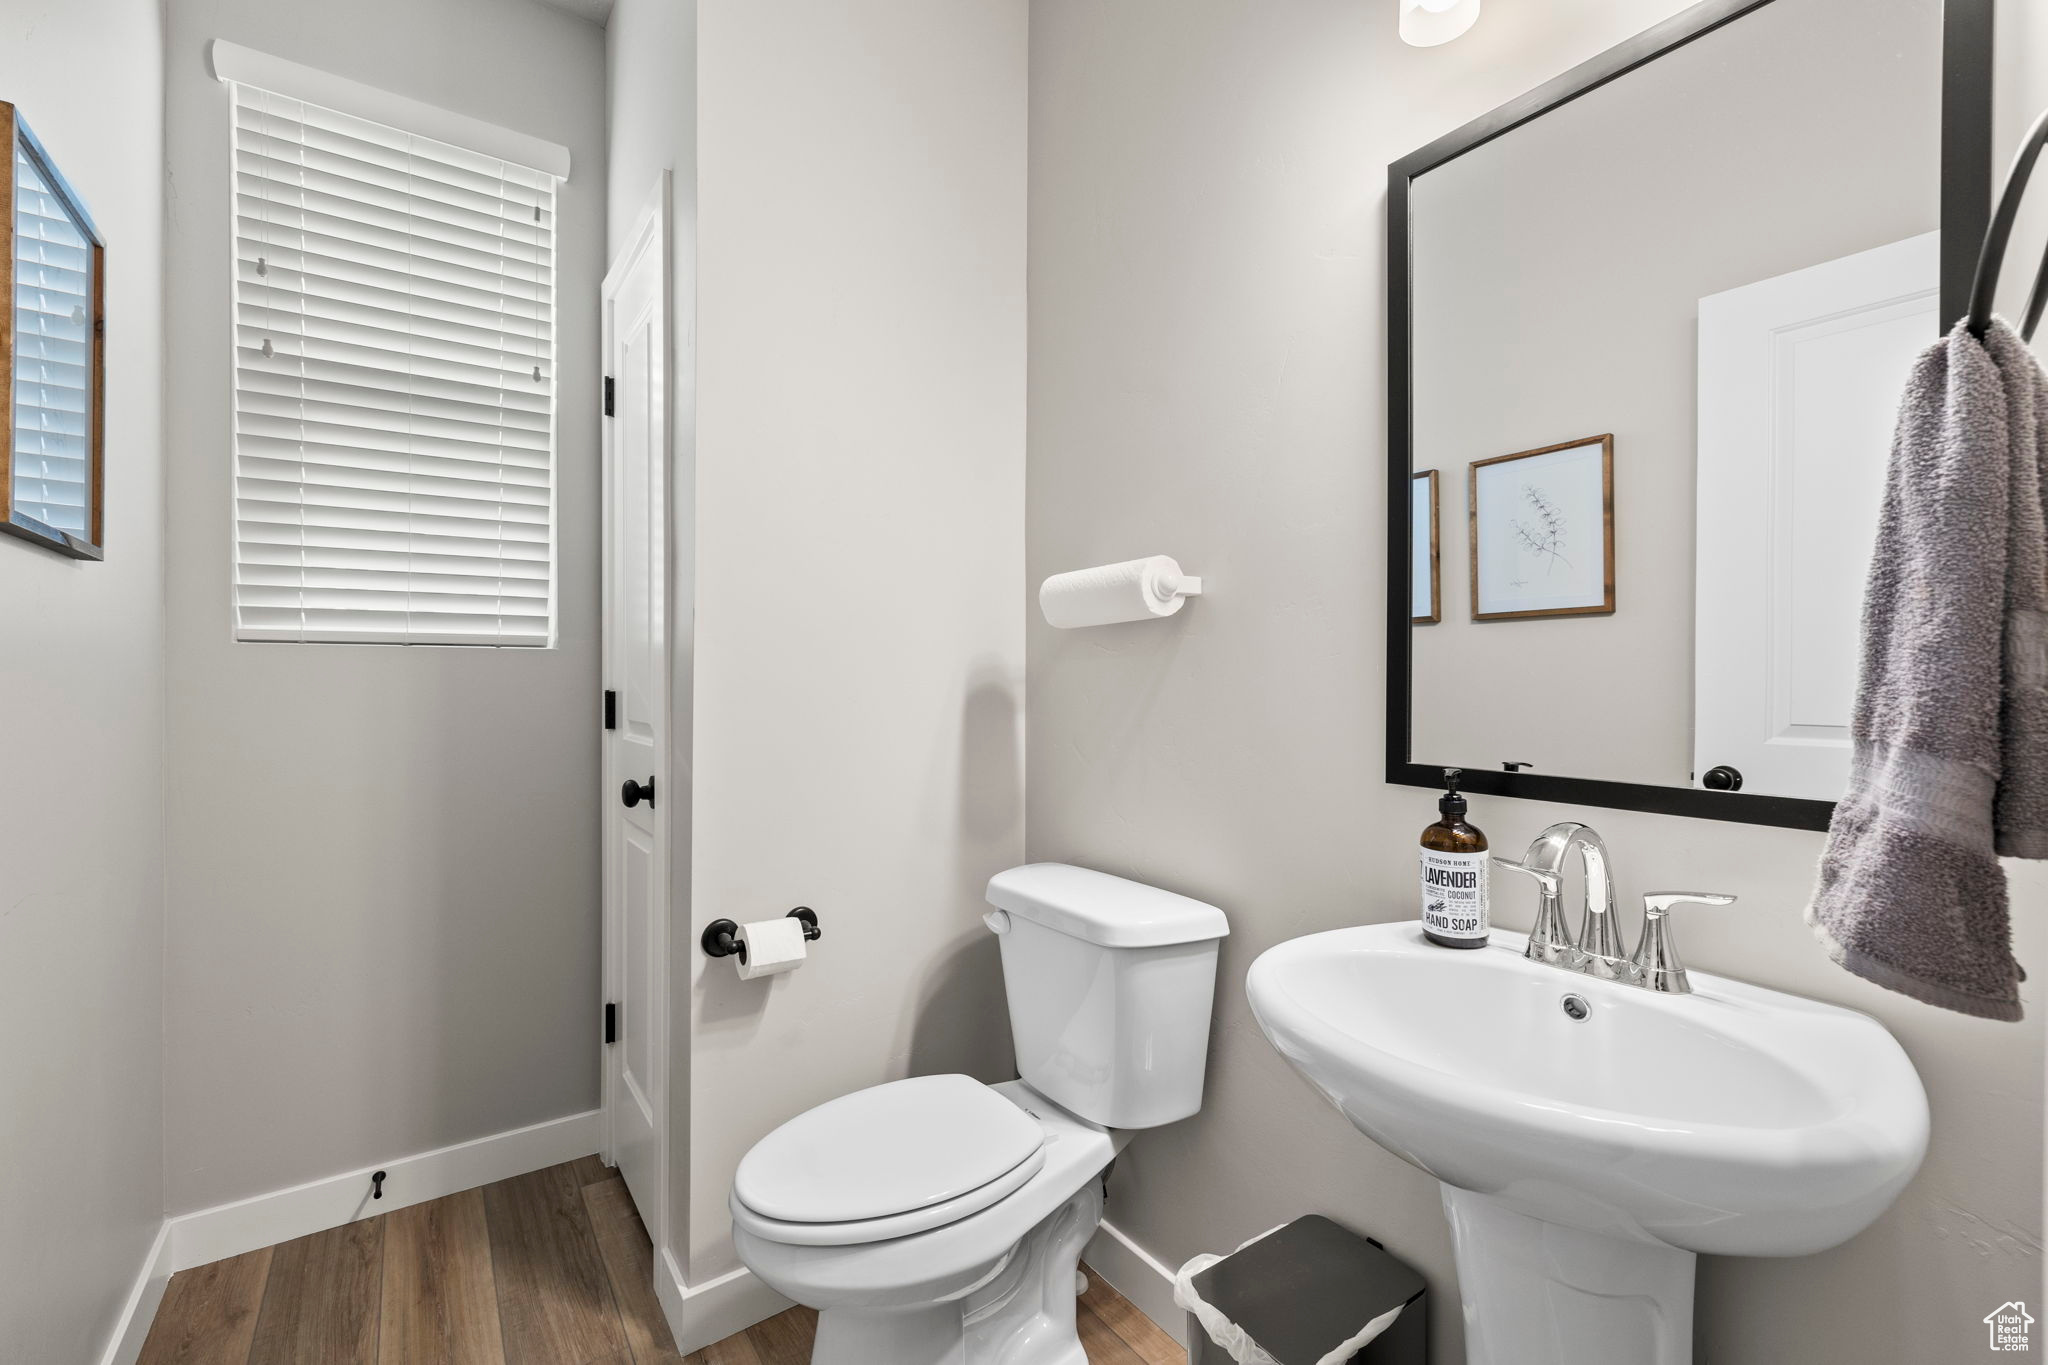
[{"left": 1493, "top": 822, "right": 1734, "bottom": 994}]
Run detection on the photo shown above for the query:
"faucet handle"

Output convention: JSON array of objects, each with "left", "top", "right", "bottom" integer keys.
[
  {"left": 1630, "top": 892, "right": 1737, "bottom": 993},
  {"left": 1493, "top": 857, "right": 1574, "bottom": 965},
  {"left": 1643, "top": 891, "right": 1736, "bottom": 917},
  {"left": 1492, "top": 856, "right": 1560, "bottom": 894}
]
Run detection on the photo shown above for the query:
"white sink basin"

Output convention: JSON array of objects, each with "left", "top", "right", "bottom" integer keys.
[{"left": 1247, "top": 922, "right": 1928, "bottom": 1365}]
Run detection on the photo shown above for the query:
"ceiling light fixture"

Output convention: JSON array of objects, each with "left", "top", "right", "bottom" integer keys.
[{"left": 1401, "top": 0, "right": 1482, "bottom": 46}]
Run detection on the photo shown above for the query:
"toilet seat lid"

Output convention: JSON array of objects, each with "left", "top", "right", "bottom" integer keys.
[{"left": 734, "top": 1074, "right": 1047, "bottom": 1224}]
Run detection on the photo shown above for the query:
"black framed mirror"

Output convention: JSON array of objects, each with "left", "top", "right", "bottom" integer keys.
[{"left": 1387, "top": 0, "right": 1995, "bottom": 830}]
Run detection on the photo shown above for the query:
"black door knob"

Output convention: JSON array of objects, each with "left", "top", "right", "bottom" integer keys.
[
  {"left": 1701, "top": 765, "right": 1743, "bottom": 792},
  {"left": 622, "top": 777, "right": 656, "bottom": 808}
]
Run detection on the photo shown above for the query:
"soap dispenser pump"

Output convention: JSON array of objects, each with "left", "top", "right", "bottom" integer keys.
[{"left": 1419, "top": 768, "right": 1489, "bottom": 948}]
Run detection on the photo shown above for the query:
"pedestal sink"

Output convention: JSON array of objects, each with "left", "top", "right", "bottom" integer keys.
[{"left": 1246, "top": 923, "right": 1928, "bottom": 1365}]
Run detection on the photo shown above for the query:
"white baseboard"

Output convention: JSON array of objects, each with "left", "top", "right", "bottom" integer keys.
[
  {"left": 104, "top": 1112, "right": 1147, "bottom": 1364},
  {"left": 99, "top": 1109, "right": 604, "bottom": 1362},
  {"left": 1084, "top": 1217, "right": 1187, "bottom": 1347},
  {"left": 96, "top": 1222, "right": 173, "bottom": 1365},
  {"left": 168, "top": 1108, "right": 604, "bottom": 1273},
  {"left": 656, "top": 1245, "right": 794, "bottom": 1355}
]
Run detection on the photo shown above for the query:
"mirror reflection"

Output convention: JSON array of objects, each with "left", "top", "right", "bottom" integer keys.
[{"left": 1405, "top": 0, "right": 1943, "bottom": 803}]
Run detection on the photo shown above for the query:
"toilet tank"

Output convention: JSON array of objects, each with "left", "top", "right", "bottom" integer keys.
[{"left": 984, "top": 863, "right": 1229, "bottom": 1130}]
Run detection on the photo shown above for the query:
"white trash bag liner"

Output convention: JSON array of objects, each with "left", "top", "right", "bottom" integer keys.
[{"left": 1173, "top": 1226, "right": 1405, "bottom": 1365}]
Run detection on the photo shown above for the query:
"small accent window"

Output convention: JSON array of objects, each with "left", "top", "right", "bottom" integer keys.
[
  {"left": 229, "top": 84, "right": 557, "bottom": 645},
  {"left": 2, "top": 102, "right": 105, "bottom": 560}
]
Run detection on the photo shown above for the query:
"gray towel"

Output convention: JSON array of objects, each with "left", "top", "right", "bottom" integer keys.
[
  {"left": 1992, "top": 320, "right": 2048, "bottom": 858},
  {"left": 1807, "top": 317, "right": 2046, "bottom": 1022}
]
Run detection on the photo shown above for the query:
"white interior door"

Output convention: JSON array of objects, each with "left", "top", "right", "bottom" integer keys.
[
  {"left": 1694, "top": 231, "right": 1939, "bottom": 801},
  {"left": 602, "top": 178, "right": 670, "bottom": 1235}
]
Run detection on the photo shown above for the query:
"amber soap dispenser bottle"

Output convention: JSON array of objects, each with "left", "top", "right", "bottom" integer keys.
[{"left": 1419, "top": 768, "right": 1489, "bottom": 948}]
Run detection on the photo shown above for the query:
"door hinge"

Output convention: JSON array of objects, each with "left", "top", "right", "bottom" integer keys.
[
  {"left": 603, "top": 375, "right": 615, "bottom": 417},
  {"left": 604, "top": 1002, "right": 618, "bottom": 1046},
  {"left": 603, "top": 689, "right": 617, "bottom": 730}
]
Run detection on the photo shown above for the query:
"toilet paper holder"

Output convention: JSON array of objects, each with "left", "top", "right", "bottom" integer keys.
[
  {"left": 1039, "top": 555, "right": 1203, "bottom": 630},
  {"left": 702, "top": 907, "right": 821, "bottom": 962}
]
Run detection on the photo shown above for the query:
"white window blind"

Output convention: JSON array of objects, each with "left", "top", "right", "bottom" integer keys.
[{"left": 231, "top": 84, "right": 557, "bottom": 645}]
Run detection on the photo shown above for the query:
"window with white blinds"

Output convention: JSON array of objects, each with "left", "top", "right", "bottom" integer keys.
[{"left": 231, "top": 84, "right": 557, "bottom": 645}]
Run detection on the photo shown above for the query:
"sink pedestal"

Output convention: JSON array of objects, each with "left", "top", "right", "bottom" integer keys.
[{"left": 1442, "top": 1187, "right": 1695, "bottom": 1365}]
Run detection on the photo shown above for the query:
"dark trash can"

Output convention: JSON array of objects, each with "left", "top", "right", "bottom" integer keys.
[{"left": 1183, "top": 1215, "right": 1427, "bottom": 1365}]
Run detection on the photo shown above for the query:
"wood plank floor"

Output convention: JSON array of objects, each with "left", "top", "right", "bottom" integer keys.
[{"left": 138, "top": 1158, "right": 1183, "bottom": 1365}]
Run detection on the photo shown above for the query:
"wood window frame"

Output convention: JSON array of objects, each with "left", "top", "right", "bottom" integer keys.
[
  {"left": 1411, "top": 469, "right": 1441, "bottom": 625},
  {"left": 1, "top": 100, "right": 106, "bottom": 560}
]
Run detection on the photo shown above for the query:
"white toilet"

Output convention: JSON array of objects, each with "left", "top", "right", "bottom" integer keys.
[{"left": 729, "top": 862, "right": 1229, "bottom": 1365}]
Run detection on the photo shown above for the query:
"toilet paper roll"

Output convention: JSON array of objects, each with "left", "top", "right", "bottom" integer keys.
[
  {"left": 734, "top": 917, "right": 808, "bottom": 980},
  {"left": 1040, "top": 556, "right": 1203, "bottom": 629}
]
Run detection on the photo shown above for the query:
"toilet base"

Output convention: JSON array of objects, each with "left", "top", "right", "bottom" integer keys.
[{"left": 808, "top": 1183, "right": 1103, "bottom": 1365}]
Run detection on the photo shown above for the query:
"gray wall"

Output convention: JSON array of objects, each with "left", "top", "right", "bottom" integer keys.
[
  {"left": 1026, "top": 1, "right": 2044, "bottom": 1361},
  {"left": 606, "top": 0, "right": 1027, "bottom": 1290},
  {"left": 682, "top": 0, "right": 1029, "bottom": 1282},
  {"left": 161, "top": 0, "right": 609, "bottom": 1214},
  {"left": 0, "top": 0, "right": 167, "bottom": 1357},
  {"left": 1409, "top": 0, "right": 1938, "bottom": 787}
]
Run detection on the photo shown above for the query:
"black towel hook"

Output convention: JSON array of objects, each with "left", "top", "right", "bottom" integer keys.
[{"left": 1966, "top": 105, "right": 2048, "bottom": 342}]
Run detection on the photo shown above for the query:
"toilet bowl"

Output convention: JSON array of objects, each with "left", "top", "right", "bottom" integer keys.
[{"left": 727, "top": 863, "right": 1230, "bottom": 1365}]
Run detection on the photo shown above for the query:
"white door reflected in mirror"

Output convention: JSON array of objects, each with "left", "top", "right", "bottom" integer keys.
[{"left": 1694, "top": 233, "right": 1938, "bottom": 801}]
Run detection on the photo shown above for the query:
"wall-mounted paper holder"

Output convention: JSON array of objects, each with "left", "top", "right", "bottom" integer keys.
[
  {"left": 702, "top": 906, "right": 821, "bottom": 962},
  {"left": 1039, "top": 555, "right": 1204, "bottom": 629}
]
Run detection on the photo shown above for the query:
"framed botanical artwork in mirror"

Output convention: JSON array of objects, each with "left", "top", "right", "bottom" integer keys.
[
  {"left": 1468, "top": 434, "right": 1614, "bottom": 622},
  {"left": 2, "top": 101, "right": 104, "bottom": 560}
]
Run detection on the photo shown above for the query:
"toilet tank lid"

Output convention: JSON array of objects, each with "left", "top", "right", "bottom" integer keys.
[{"left": 986, "top": 863, "right": 1229, "bottom": 948}]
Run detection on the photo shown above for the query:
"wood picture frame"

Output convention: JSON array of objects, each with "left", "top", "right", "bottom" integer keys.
[
  {"left": 1467, "top": 434, "right": 1614, "bottom": 622},
  {"left": 1, "top": 100, "right": 106, "bottom": 560},
  {"left": 1410, "top": 469, "right": 1440, "bottom": 624}
]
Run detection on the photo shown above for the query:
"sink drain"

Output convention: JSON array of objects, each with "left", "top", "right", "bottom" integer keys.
[{"left": 1560, "top": 993, "right": 1591, "bottom": 1021}]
